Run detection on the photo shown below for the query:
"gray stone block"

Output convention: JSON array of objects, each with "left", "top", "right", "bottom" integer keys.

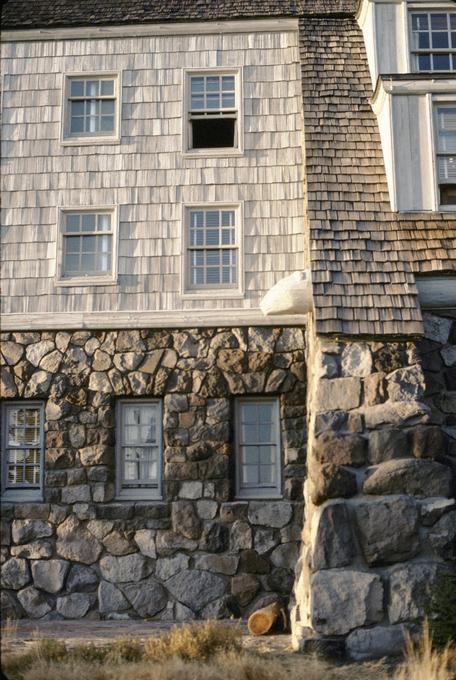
[
  {"left": 32, "top": 559, "right": 69, "bottom": 593},
  {"left": 100, "top": 554, "right": 153, "bottom": 583},
  {"left": 311, "top": 501, "right": 354, "bottom": 570},
  {"left": 166, "top": 569, "right": 227, "bottom": 611},
  {"left": 388, "top": 562, "right": 450, "bottom": 624},
  {"left": 56, "top": 592, "right": 92, "bottom": 619},
  {"left": 311, "top": 569, "right": 383, "bottom": 635},
  {"left": 353, "top": 496, "right": 419, "bottom": 565},
  {"left": 363, "top": 459, "right": 452, "bottom": 498},
  {"left": 346, "top": 624, "right": 407, "bottom": 660}
]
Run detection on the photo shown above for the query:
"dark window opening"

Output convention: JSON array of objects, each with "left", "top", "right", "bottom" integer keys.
[
  {"left": 191, "top": 118, "right": 236, "bottom": 149},
  {"left": 440, "top": 184, "right": 456, "bottom": 206}
]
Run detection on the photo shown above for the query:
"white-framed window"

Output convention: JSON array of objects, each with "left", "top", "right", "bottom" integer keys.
[
  {"left": 61, "top": 73, "right": 121, "bottom": 144},
  {"left": 183, "top": 69, "right": 242, "bottom": 155},
  {"left": 116, "top": 400, "right": 163, "bottom": 500},
  {"left": 56, "top": 207, "right": 118, "bottom": 286},
  {"left": 433, "top": 102, "right": 456, "bottom": 208},
  {"left": 410, "top": 10, "right": 456, "bottom": 72},
  {"left": 1, "top": 402, "right": 44, "bottom": 501},
  {"left": 182, "top": 204, "right": 242, "bottom": 295},
  {"left": 235, "top": 398, "right": 282, "bottom": 499}
]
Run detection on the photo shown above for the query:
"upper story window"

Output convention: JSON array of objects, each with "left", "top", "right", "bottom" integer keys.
[
  {"left": 434, "top": 103, "right": 456, "bottom": 207},
  {"left": 235, "top": 398, "right": 282, "bottom": 499},
  {"left": 62, "top": 73, "right": 121, "bottom": 144},
  {"left": 57, "top": 208, "right": 117, "bottom": 286},
  {"left": 116, "top": 400, "right": 163, "bottom": 500},
  {"left": 184, "top": 70, "right": 242, "bottom": 155},
  {"left": 410, "top": 11, "right": 456, "bottom": 71},
  {"left": 1, "top": 402, "right": 44, "bottom": 501},
  {"left": 183, "top": 205, "right": 241, "bottom": 294}
]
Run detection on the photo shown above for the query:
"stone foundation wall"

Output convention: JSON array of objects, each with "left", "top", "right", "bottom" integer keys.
[
  {"left": 0, "top": 326, "right": 306, "bottom": 621},
  {"left": 292, "top": 312, "right": 456, "bottom": 660}
]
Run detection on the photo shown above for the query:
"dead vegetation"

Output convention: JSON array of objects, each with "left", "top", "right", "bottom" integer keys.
[{"left": 1, "top": 620, "right": 455, "bottom": 680}]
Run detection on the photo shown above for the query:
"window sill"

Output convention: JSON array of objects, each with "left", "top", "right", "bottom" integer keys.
[
  {"left": 183, "top": 149, "right": 244, "bottom": 159},
  {"left": 116, "top": 493, "right": 163, "bottom": 502},
  {"left": 55, "top": 277, "right": 118, "bottom": 288},
  {"left": 1, "top": 491, "right": 43, "bottom": 502},
  {"left": 235, "top": 493, "right": 283, "bottom": 501},
  {"left": 61, "top": 136, "right": 121, "bottom": 147},
  {"left": 181, "top": 290, "right": 245, "bottom": 300}
]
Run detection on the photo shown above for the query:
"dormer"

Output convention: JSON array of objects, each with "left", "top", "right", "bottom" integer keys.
[
  {"left": 358, "top": 0, "right": 455, "bottom": 85},
  {"left": 358, "top": 0, "right": 456, "bottom": 212}
]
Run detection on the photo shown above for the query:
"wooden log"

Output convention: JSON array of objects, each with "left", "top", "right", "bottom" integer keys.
[{"left": 247, "top": 600, "right": 283, "bottom": 636}]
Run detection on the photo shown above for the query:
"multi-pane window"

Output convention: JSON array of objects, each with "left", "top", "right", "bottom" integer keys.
[
  {"left": 186, "top": 207, "right": 239, "bottom": 290},
  {"left": 116, "top": 401, "right": 162, "bottom": 499},
  {"left": 1, "top": 403, "right": 44, "bottom": 500},
  {"left": 64, "top": 75, "right": 119, "bottom": 140},
  {"left": 410, "top": 12, "right": 456, "bottom": 71},
  {"left": 236, "top": 399, "right": 281, "bottom": 499},
  {"left": 60, "top": 210, "right": 114, "bottom": 281},
  {"left": 434, "top": 104, "right": 456, "bottom": 207},
  {"left": 187, "top": 71, "right": 239, "bottom": 150}
]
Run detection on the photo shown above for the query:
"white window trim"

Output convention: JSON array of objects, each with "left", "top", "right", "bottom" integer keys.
[
  {"left": 1, "top": 401, "right": 44, "bottom": 502},
  {"left": 180, "top": 201, "right": 244, "bottom": 298},
  {"left": 60, "top": 71, "right": 122, "bottom": 146},
  {"left": 182, "top": 67, "right": 244, "bottom": 158},
  {"left": 235, "top": 397, "right": 282, "bottom": 500},
  {"left": 429, "top": 93, "right": 456, "bottom": 211},
  {"left": 408, "top": 6, "right": 456, "bottom": 74},
  {"left": 115, "top": 399, "right": 163, "bottom": 501},
  {"left": 55, "top": 205, "right": 119, "bottom": 287}
]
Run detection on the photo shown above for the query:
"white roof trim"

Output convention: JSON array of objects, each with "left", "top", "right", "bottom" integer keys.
[{"left": 1, "top": 17, "right": 298, "bottom": 43}]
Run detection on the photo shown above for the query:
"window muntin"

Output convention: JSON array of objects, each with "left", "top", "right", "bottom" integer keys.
[
  {"left": 186, "top": 207, "right": 238, "bottom": 289},
  {"left": 61, "top": 210, "right": 113, "bottom": 279},
  {"left": 236, "top": 399, "right": 282, "bottom": 499},
  {"left": 1, "top": 403, "right": 44, "bottom": 499},
  {"left": 410, "top": 12, "right": 456, "bottom": 72},
  {"left": 116, "top": 401, "right": 162, "bottom": 499},
  {"left": 187, "top": 71, "right": 239, "bottom": 151},
  {"left": 434, "top": 104, "right": 456, "bottom": 207}
]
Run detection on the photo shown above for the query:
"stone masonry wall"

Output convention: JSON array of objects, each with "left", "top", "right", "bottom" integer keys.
[
  {"left": 291, "top": 312, "right": 456, "bottom": 661},
  {"left": 0, "top": 326, "right": 306, "bottom": 621}
]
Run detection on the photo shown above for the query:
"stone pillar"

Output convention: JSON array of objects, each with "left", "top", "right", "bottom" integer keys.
[{"left": 291, "top": 315, "right": 455, "bottom": 660}]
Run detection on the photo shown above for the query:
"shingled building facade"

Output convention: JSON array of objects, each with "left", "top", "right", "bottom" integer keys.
[{"left": 1, "top": 0, "right": 455, "bottom": 660}]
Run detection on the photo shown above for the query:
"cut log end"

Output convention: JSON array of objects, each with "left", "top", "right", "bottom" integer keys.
[{"left": 247, "top": 600, "right": 283, "bottom": 636}]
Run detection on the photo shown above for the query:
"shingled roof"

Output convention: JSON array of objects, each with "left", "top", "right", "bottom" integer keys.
[
  {"left": 1, "top": 0, "right": 358, "bottom": 29},
  {"left": 299, "top": 15, "right": 456, "bottom": 337}
]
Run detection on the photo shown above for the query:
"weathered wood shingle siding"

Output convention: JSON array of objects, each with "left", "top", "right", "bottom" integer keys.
[
  {"left": 1, "top": 29, "right": 306, "bottom": 316},
  {"left": 299, "top": 15, "right": 456, "bottom": 337}
]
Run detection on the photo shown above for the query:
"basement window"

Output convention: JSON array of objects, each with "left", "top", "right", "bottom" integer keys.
[
  {"left": 235, "top": 398, "right": 282, "bottom": 499},
  {"left": 116, "top": 400, "right": 163, "bottom": 500},
  {"left": 185, "top": 70, "right": 242, "bottom": 154},
  {"left": 1, "top": 402, "right": 44, "bottom": 501}
]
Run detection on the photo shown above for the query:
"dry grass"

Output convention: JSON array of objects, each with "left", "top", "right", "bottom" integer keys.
[
  {"left": 143, "top": 621, "right": 242, "bottom": 661},
  {"left": 2, "top": 620, "right": 455, "bottom": 680},
  {"left": 394, "top": 622, "right": 456, "bottom": 680},
  {"left": 2, "top": 617, "right": 19, "bottom": 641}
]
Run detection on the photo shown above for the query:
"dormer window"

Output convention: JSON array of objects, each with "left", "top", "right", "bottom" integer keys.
[
  {"left": 184, "top": 69, "right": 242, "bottom": 155},
  {"left": 410, "top": 11, "right": 456, "bottom": 72}
]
